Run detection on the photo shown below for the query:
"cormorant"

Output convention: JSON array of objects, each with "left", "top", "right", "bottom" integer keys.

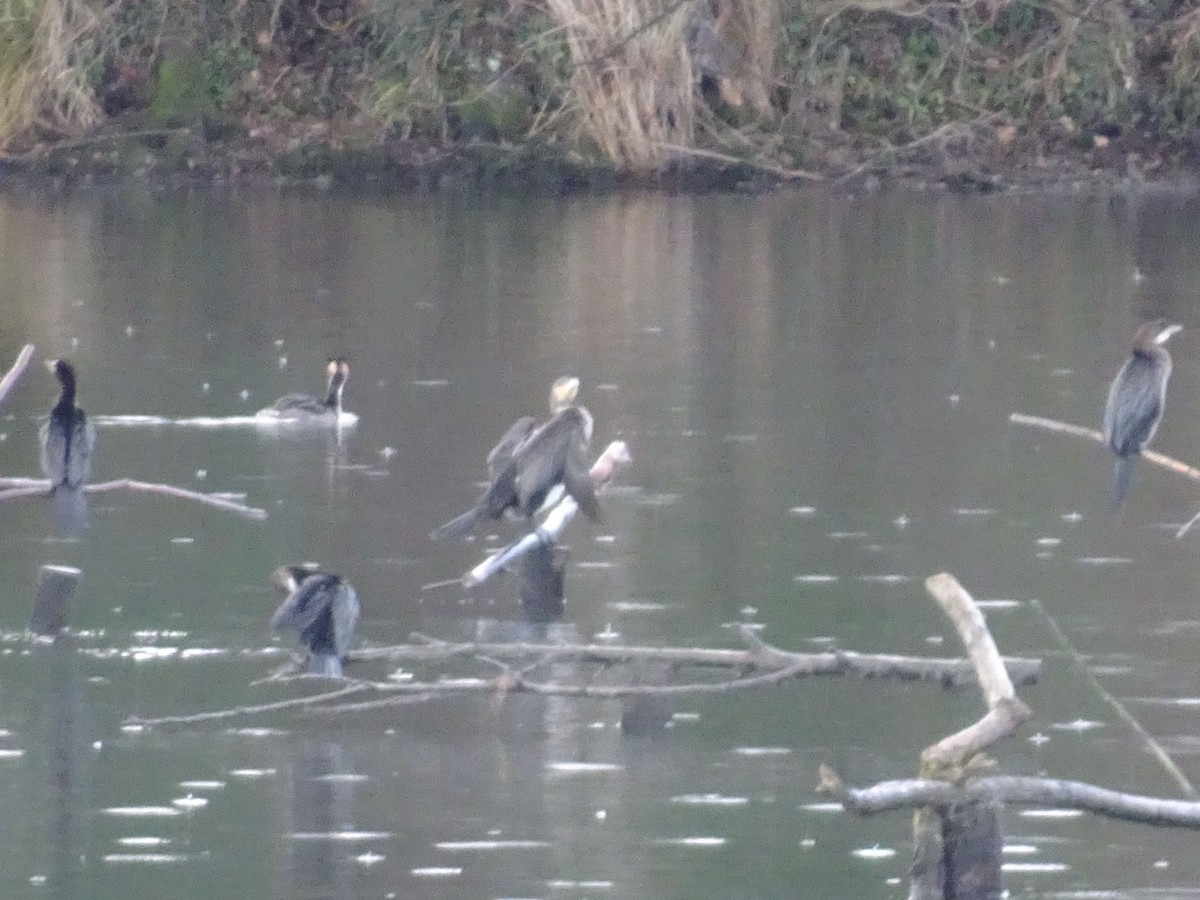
[
  {"left": 257, "top": 358, "right": 349, "bottom": 422},
  {"left": 485, "top": 376, "right": 580, "bottom": 480},
  {"left": 1103, "top": 318, "right": 1181, "bottom": 504},
  {"left": 431, "top": 376, "right": 603, "bottom": 540},
  {"left": 269, "top": 563, "right": 360, "bottom": 677},
  {"left": 39, "top": 359, "right": 95, "bottom": 491}
]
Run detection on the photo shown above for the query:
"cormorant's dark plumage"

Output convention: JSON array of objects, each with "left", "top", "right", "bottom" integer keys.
[
  {"left": 431, "top": 377, "right": 602, "bottom": 540},
  {"left": 39, "top": 359, "right": 95, "bottom": 491},
  {"left": 1103, "top": 318, "right": 1181, "bottom": 504},
  {"left": 269, "top": 563, "right": 360, "bottom": 677},
  {"left": 259, "top": 358, "right": 349, "bottom": 422}
]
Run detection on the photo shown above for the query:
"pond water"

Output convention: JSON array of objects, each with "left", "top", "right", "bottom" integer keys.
[{"left": 2, "top": 183, "right": 1200, "bottom": 898}]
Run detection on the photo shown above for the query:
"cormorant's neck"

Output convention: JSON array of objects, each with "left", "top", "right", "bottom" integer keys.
[
  {"left": 1133, "top": 343, "right": 1166, "bottom": 361},
  {"left": 54, "top": 376, "right": 77, "bottom": 412}
]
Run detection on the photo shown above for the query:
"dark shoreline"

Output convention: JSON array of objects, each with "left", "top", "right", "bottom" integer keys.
[{"left": 4, "top": 128, "right": 1200, "bottom": 197}]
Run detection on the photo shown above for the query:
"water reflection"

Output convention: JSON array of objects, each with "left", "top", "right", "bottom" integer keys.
[
  {"left": 276, "top": 739, "right": 362, "bottom": 900},
  {"left": 2, "top": 187, "right": 1200, "bottom": 896}
]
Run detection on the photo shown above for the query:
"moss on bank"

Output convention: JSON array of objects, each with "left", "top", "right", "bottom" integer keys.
[{"left": 2, "top": 0, "right": 1200, "bottom": 191}]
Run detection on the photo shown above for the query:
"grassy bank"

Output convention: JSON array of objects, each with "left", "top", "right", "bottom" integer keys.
[{"left": 2, "top": 0, "right": 1199, "bottom": 187}]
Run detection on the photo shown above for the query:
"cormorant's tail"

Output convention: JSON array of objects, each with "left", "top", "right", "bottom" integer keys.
[
  {"left": 306, "top": 653, "right": 344, "bottom": 678},
  {"left": 1111, "top": 456, "right": 1135, "bottom": 506},
  {"left": 430, "top": 506, "right": 483, "bottom": 541}
]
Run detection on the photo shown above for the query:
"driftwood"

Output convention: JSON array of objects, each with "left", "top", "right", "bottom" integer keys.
[
  {"left": 0, "top": 477, "right": 266, "bottom": 520},
  {"left": 1009, "top": 412, "right": 1200, "bottom": 537},
  {"left": 462, "top": 440, "right": 632, "bottom": 588},
  {"left": 125, "top": 624, "right": 1042, "bottom": 727}
]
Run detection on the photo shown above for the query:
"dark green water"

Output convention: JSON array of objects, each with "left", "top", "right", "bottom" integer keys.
[{"left": 2, "top": 185, "right": 1200, "bottom": 898}]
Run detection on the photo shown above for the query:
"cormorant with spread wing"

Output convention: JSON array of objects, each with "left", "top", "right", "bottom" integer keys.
[
  {"left": 431, "top": 376, "right": 602, "bottom": 540},
  {"left": 270, "top": 563, "right": 360, "bottom": 677}
]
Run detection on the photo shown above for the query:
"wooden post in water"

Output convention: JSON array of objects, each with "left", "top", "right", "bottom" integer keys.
[
  {"left": 30, "top": 565, "right": 82, "bottom": 636},
  {"left": 519, "top": 542, "right": 566, "bottom": 622}
]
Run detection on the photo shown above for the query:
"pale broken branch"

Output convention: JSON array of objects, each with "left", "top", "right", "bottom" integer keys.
[
  {"left": 921, "top": 572, "right": 1032, "bottom": 771},
  {"left": 0, "top": 344, "right": 34, "bottom": 407}
]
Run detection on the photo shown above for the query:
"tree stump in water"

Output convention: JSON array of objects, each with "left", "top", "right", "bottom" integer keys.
[{"left": 30, "top": 565, "right": 81, "bottom": 636}]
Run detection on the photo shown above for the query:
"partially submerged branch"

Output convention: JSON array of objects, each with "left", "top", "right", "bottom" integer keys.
[
  {"left": 0, "top": 477, "right": 267, "bottom": 520},
  {"left": 819, "top": 766, "right": 1200, "bottom": 829},
  {"left": 127, "top": 626, "right": 1042, "bottom": 726},
  {"left": 0, "top": 344, "right": 34, "bottom": 407},
  {"left": 353, "top": 628, "right": 1041, "bottom": 687}
]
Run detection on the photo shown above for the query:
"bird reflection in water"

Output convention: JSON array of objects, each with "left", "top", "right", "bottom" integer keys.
[
  {"left": 1102, "top": 318, "right": 1181, "bottom": 504},
  {"left": 277, "top": 738, "right": 359, "bottom": 899},
  {"left": 270, "top": 564, "right": 360, "bottom": 677}
]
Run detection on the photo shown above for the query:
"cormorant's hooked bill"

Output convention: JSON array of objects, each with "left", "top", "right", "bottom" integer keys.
[
  {"left": 39, "top": 358, "right": 96, "bottom": 492},
  {"left": 1102, "top": 318, "right": 1181, "bottom": 504}
]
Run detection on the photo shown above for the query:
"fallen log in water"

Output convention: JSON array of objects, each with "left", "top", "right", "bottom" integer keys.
[{"left": 126, "top": 624, "right": 1042, "bottom": 727}]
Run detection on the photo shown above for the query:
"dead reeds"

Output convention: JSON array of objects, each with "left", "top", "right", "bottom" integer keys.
[
  {"left": 542, "top": 0, "right": 696, "bottom": 170},
  {"left": 0, "top": 0, "right": 105, "bottom": 148}
]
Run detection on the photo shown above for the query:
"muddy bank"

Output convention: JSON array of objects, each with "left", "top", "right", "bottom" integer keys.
[{"left": 5, "top": 122, "right": 1200, "bottom": 196}]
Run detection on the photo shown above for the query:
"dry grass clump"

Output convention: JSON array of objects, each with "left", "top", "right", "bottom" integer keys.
[
  {"left": 0, "top": 0, "right": 105, "bottom": 148},
  {"left": 542, "top": 0, "right": 696, "bottom": 170}
]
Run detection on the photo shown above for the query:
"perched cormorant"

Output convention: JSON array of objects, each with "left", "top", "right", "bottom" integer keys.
[
  {"left": 1103, "top": 318, "right": 1181, "bottom": 504},
  {"left": 431, "top": 377, "right": 603, "bottom": 540},
  {"left": 485, "top": 376, "right": 580, "bottom": 480},
  {"left": 257, "top": 358, "right": 349, "bottom": 422},
  {"left": 39, "top": 359, "right": 96, "bottom": 491},
  {"left": 269, "top": 563, "right": 360, "bottom": 677}
]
